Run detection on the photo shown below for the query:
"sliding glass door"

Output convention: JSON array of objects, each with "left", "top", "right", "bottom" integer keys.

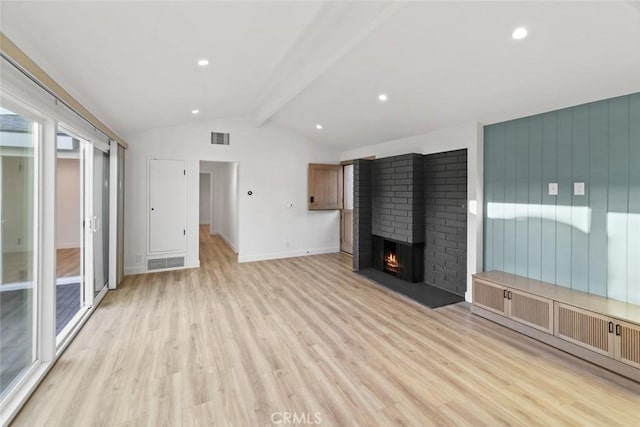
[
  {"left": 55, "top": 131, "right": 85, "bottom": 338},
  {"left": 54, "top": 130, "right": 110, "bottom": 344},
  {"left": 92, "top": 145, "right": 109, "bottom": 298},
  {"left": 0, "top": 106, "right": 38, "bottom": 398}
]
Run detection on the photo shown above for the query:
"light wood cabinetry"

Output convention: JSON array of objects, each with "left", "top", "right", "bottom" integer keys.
[
  {"left": 473, "top": 278, "right": 553, "bottom": 333},
  {"left": 472, "top": 279, "right": 507, "bottom": 315},
  {"left": 509, "top": 289, "right": 553, "bottom": 334},
  {"left": 308, "top": 163, "right": 343, "bottom": 210},
  {"left": 615, "top": 320, "right": 640, "bottom": 369},
  {"left": 472, "top": 271, "right": 640, "bottom": 382},
  {"left": 554, "top": 303, "right": 614, "bottom": 357}
]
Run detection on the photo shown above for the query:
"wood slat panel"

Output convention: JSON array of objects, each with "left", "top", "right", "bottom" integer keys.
[
  {"left": 617, "top": 321, "right": 640, "bottom": 369},
  {"left": 555, "top": 303, "right": 613, "bottom": 356},
  {"left": 472, "top": 279, "right": 506, "bottom": 315},
  {"left": 509, "top": 291, "right": 552, "bottom": 333}
]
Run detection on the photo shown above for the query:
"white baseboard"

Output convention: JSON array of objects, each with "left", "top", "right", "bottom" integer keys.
[
  {"left": 124, "top": 266, "right": 146, "bottom": 276},
  {"left": 238, "top": 247, "right": 339, "bottom": 263},
  {"left": 124, "top": 260, "right": 200, "bottom": 277},
  {"left": 218, "top": 232, "right": 238, "bottom": 253},
  {"left": 56, "top": 242, "right": 80, "bottom": 249}
]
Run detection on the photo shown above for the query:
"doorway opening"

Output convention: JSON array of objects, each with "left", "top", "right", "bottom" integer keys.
[{"left": 199, "top": 161, "right": 239, "bottom": 259}]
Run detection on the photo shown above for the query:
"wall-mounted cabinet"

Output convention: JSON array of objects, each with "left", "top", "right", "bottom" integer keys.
[
  {"left": 472, "top": 271, "right": 640, "bottom": 382},
  {"left": 308, "top": 163, "right": 343, "bottom": 210}
]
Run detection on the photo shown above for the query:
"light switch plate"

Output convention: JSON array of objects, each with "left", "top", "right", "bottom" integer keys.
[
  {"left": 574, "top": 182, "right": 585, "bottom": 196},
  {"left": 548, "top": 183, "right": 558, "bottom": 196}
]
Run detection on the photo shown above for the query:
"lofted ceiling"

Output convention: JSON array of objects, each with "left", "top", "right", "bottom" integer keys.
[{"left": 1, "top": 1, "right": 640, "bottom": 149}]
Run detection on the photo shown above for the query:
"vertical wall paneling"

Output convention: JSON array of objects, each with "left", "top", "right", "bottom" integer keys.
[
  {"left": 556, "top": 108, "right": 573, "bottom": 287},
  {"left": 541, "top": 112, "right": 558, "bottom": 284},
  {"left": 528, "top": 116, "right": 543, "bottom": 281},
  {"left": 628, "top": 93, "right": 640, "bottom": 304},
  {"left": 588, "top": 100, "right": 609, "bottom": 297},
  {"left": 571, "top": 105, "right": 590, "bottom": 292},
  {"left": 607, "top": 97, "right": 629, "bottom": 302},
  {"left": 484, "top": 126, "right": 494, "bottom": 271},
  {"left": 484, "top": 92, "right": 639, "bottom": 304},
  {"left": 515, "top": 119, "right": 529, "bottom": 276},
  {"left": 503, "top": 122, "right": 517, "bottom": 273},
  {"left": 493, "top": 124, "right": 505, "bottom": 270}
]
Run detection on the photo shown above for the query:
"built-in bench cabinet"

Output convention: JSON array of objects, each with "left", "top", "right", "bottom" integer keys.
[{"left": 472, "top": 271, "right": 640, "bottom": 381}]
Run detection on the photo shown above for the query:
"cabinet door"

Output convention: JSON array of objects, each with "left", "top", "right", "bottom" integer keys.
[
  {"left": 507, "top": 290, "right": 553, "bottom": 334},
  {"left": 554, "top": 303, "right": 614, "bottom": 357},
  {"left": 472, "top": 279, "right": 507, "bottom": 316},
  {"left": 308, "top": 164, "right": 343, "bottom": 210},
  {"left": 614, "top": 320, "right": 640, "bottom": 369}
]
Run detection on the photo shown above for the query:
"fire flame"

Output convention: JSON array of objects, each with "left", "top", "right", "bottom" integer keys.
[{"left": 385, "top": 253, "right": 398, "bottom": 269}]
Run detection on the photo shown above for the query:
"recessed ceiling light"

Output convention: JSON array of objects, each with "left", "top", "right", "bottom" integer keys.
[
  {"left": 316, "top": 124, "right": 323, "bottom": 130},
  {"left": 192, "top": 109, "right": 200, "bottom": 115},
  {"left": 512, "top": 27, "right": 528, "bottom": 40},
  {"left": 197, "top": 59, "right": 209, "bottom": 67},
  {"left": 378, "top": 93, "right": 388, "bottom": 102}
]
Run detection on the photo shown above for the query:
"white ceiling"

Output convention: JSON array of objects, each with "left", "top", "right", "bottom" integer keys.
[{"left": 2, "top": 1, "right": 640, "bottom": 150}]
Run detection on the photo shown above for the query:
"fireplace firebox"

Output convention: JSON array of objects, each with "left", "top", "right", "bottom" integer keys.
[{"left": 372, "top": 235, "right": 424, "bottom": 283}]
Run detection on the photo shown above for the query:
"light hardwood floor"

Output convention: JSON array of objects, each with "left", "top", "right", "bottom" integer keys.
[
  {"left": 56, "top": 248, "right": 81, "bottom": 278},
  {"left": 12, "top": 227, "right": 640, "bottom": 426}
]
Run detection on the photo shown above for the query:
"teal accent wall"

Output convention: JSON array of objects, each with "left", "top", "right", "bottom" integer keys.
[{"left": 484, "top": 92, "right": 640, "bottom": 304}]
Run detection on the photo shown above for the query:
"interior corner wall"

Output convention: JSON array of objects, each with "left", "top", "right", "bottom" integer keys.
[
  {"left": 484, "top": 92, "right": 640, "bottom": 304},
  {"left": 341, "top": 122, "right": 484, "bottom": 303},
  {"left": 123, "top": 117, "right": 341, "bottom": 274},
  {"left": 199, "top": 172, "right": 211, "bottom": 225}
]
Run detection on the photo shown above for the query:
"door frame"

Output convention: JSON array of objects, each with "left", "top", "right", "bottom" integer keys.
[{"left": 340, "top": 160, "right": 353, "bottom": 255}]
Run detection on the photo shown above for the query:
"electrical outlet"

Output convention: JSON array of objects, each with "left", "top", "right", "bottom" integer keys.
[
  {"left": 574, "top": 182, "right": 585, "bottom": 196},
  {"left": 548, "top": 183, "right": 558, "bottom": 196}
]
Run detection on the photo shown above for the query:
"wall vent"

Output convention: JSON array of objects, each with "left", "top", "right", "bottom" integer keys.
[
  {"left": 147, "top": 256, "right": 185, "bottom": 271},
  {"left": 211, "top": 132, "right": 230, "bottom": 145}
]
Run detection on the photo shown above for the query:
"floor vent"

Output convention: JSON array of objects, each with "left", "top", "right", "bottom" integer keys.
[
  {"left": 211, "top": 132, "right": 230, "bottom": 145},
  {"left": 147, "top": 257, "right": 185, "bottom": 271}
]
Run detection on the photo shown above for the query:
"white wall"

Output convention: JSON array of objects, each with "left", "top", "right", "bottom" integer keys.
[
  {"left": 200, "top": 161, "right": 239, "bottom": 253},
  {"left": 56, "top": 157, "right": 80, "bottom": 249},
  {"left": 124, "top": 117, "right": 340, "bottom": 274},
  {"left": 199, "top": 172, "right": 211, "bottom": 225},
  {"left": 340, "top": 122, "right": 484, "bottom": 303}
]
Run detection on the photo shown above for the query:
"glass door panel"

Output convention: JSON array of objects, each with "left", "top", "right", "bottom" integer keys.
[
  {"left": 55, "top": 131, "right": 85, "bottom": 337},
  {"left": 0, "top": 106, "right": 37, "bottom": 398},
  {"left": 93, "top": 146, "right": 109, "bottom": 296}
]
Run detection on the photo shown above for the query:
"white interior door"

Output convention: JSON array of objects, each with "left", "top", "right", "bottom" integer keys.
[{"left": 149, "top": 159, "right": 186, "bottom": 254}]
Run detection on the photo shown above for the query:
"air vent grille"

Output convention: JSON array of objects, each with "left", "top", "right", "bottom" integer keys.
[
  {"left": 211, "top": 132, "right": 230, "bottom": 145},
  {"left": 147, "top": 257, "right": 185, "bottom": 271}
]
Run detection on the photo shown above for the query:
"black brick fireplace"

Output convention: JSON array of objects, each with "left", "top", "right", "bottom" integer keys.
[
  {"left": 353, "top": 150, "right": 468, "bottom": 302},
  {"left": 372, "top": 236, "right": 424, "bottom": 283}
]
